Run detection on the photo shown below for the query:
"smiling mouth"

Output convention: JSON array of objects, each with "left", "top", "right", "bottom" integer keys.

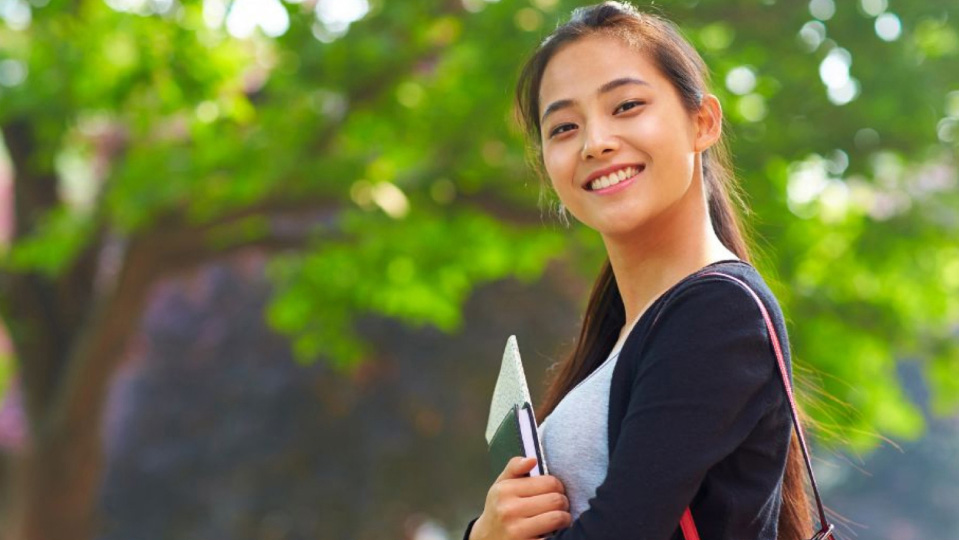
[{"left": 585, "top": 165, "right": 645, "bottom": 191}]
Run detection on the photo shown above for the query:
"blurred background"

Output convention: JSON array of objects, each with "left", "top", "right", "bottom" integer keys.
[{"left": 0, "top": 0, "right": 957, "bottom": 538}]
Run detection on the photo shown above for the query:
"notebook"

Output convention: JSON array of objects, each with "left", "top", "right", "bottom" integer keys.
[{"left": 486, "top": 335, "right": 548, "bottom": 481}]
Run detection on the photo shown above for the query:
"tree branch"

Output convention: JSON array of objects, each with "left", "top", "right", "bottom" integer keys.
[
  {"left": 2, "top": 118, "right": 60, "bottom": 239},
  {"left": 44, "top": 200, "right": 339, "bottom": 433}
]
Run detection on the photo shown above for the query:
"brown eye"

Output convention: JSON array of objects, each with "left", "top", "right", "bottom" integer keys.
[
  {"left": 549, "top": 123, "right": 577, "bottom": 138},
  {"left": 615, "top": 100, "right": 645, "bottom": 114}
]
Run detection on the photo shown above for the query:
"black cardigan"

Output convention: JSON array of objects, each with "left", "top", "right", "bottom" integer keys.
[{"left": 464, "top": 260, "right": 793, "bottom": 540}]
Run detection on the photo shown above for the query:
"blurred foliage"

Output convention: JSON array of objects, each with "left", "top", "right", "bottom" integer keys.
[{"left": 0, "top": 0, "right": 957, "bottom": 454}]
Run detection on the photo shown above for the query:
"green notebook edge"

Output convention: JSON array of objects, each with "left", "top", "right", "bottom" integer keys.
[{"left": 488, "top": 402, "right": 546, "bottom": 482}]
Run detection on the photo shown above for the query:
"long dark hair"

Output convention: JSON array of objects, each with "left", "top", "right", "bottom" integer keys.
[{"left": 514, "top": 3, "right": 813, "bottom": 539}]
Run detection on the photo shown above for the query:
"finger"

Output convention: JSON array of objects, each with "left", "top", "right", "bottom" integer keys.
[
  {"left": 496, "top": 456, "right": 538, "bottom": 482},
  {"left": 516, "top": 492, "right": 570, "bottom": 517},
  {"left": 512, "top": 510, "right": 573, "bottom": 539},
  {"left": 507, "top": 474, "right": 567, "bottom": 497}
]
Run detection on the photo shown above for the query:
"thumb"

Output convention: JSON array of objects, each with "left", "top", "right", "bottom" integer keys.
[{"left": 497, "top": 456, "right": 537, "bottom": 482}]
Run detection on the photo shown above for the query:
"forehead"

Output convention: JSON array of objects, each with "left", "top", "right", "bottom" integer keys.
[{"left": 539, "top": 34, "right": 663, "bottom": 109}]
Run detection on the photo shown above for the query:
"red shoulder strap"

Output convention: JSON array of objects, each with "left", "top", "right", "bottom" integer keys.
[
  {"left": 679, "top": 507, "right": 701, "bottom": 540},
  {"left": 677, "top": 271, "right": 835, "bottom": 540}
]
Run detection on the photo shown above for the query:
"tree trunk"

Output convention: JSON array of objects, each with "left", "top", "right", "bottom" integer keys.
[
  {"left": 0, "top": 116, "right": 107, "bottom": 540},
  {"left": 1, "top": 236, "right": 159, "bottom": 540},
  {"left": 10, "top": 421, "right": 104, "bottom": 540}
]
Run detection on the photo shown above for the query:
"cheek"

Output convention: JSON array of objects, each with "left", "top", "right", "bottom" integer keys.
[
  {"left": 542, "top": 149, "right": 570, "bottom": 187},
  {"left": 636, "top": 117, "right": 695, "bottom": 165},
  {"left": 632, "top": 115, "right": 669, "bottom": 144}
]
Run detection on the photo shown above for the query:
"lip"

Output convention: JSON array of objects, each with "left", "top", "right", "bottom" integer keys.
[{"left": 582, "top": 163, "right": 646, "bottom": 191}]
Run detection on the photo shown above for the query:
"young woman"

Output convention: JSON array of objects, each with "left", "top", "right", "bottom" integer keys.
[{"left": 464, "top": 3, "right": 822, "bottom": 540}]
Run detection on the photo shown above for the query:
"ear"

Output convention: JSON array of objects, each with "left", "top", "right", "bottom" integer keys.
[{"left": 693, "top": 93, "right": 722, "bottom": 152}]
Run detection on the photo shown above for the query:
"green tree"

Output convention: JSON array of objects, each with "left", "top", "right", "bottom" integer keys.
[{"left": 0, "top": 0, "right": 956, "bottom": 538}]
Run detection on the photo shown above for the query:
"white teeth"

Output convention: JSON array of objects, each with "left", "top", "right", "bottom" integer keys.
[{"left": 589, "top": 166, "right": 641, "bottom": 191}]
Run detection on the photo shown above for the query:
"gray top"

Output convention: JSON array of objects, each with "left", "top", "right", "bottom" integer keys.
[{"left": 539, "top": 342, "right": 622, "bottom": 519}]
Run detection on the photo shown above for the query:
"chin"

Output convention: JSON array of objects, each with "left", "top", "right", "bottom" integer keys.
[
  {"left": 585, "top": 210, "right": 653, "bottom": 237},
  {"left": 597, "top": 225, "right": 645, "bottom": 241},
  {"left": 588, "top": 219, "right": 648, "bottom": 239}
]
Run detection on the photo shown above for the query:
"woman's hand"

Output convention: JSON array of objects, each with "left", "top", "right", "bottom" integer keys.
[{"left": 470, "top": 456, "right": 572, "bottom": 540}]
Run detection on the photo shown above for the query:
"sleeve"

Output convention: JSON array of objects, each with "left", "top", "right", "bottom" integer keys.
[
  {"left": 549, "top": 278, "right": 777, "bottom": 540},
  {"left": 462, "top": 516, "right": 478, "bottom": 540}
]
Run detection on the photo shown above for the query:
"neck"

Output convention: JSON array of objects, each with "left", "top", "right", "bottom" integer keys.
[{"left": 601, "top": 161, "right": 739, "bottom": 337}]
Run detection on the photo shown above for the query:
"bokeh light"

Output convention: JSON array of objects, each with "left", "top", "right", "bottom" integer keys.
[
  {"left": 725, "top": 66, "right": 758, "bottom": 95},
  {"left": 875, "top": 13, "right": 903, "bottom": 42}
]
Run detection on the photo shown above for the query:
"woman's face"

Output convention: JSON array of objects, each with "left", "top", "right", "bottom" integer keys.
[{"left": 538, "top": 33, "right": 718, "bottom": 239}]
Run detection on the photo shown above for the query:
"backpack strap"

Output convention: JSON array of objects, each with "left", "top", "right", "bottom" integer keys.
[{"left": 676, "top": 271, "right": 834, "bottom": 540}]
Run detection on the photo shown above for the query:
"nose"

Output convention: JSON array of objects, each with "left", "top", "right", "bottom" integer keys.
[{"left": 580, "top": 122, "right": 619, "bottom": 160}]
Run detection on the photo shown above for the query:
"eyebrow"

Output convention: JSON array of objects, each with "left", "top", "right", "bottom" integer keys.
[{"left": 540, "top": 77, "right": 650, "bottom": 125}]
